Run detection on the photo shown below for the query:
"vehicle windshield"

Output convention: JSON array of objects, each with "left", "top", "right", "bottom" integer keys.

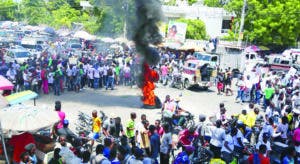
[
  {"left": 15, "top": 51, "right": 30, "bottom": 58},
  {"left": 71, "top": 44, "right": 81, "bottom": 49},
  {"left": 21, "top": 44, "right": 36, "bottom": 49},
  {"left": 195, "top": 53, "right": 211, "bottom": 61}
]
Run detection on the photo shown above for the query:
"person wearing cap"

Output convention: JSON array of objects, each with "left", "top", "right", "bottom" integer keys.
[
  {"left": 173, "top": 145, "right": 195, "bottom": 164},
  {"left": 24, "top": 143, "right": 37, "bottom": 164},
  {"left": 57, "top": 119, "right": 78, "bottom": 146},
  {"left": 103, "top": 113, "right": 124, "bottom": 137},
  {"left": 196, "top": 114, "right": 212, "bottom": 145}
]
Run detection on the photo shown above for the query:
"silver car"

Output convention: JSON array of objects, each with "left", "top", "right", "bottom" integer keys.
[{"left": 4, "top": 48, "right": 31, "bottom": 64}]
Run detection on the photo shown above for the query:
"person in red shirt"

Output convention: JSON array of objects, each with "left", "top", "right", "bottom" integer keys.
[
  {"left": 248, "top": 144, "right": 270, "bottom": 164},
  {"left": 178, "top": 127, "right": 199, "bottom": 146}
]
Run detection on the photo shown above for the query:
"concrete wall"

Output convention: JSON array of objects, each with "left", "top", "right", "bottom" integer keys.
[{"left": 162, "top": 5, "right": 234, "bottom": 38}]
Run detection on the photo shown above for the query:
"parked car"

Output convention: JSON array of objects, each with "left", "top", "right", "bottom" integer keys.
[{"left": 4, "top": 48, "right": 31, "bottom": 64}]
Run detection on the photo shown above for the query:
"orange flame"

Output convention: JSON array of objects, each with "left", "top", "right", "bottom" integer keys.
[{"left": 142, "top": 63, "right": 159, "bottom": 106}]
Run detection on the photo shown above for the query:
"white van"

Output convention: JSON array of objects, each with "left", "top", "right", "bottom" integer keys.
[{"left": 266, "top": 55, "right": 292, "bottom": 71}]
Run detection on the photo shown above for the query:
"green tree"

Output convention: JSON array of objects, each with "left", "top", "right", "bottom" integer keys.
[
  {"left": 203, "top": 0, "right": 225, "bottom": 7},
  {"left": 50, "top": 4, "right": 80, "bottom": 29},
  {"left": 175, "top": 18, "right": 207, "bottom": 40},
  {"left": 0, "top": 0, "right": 17, "bottom": 21},
  {"left": 20, "top": 0, "right": 52, "bottom": 25},
  {"left": 225, "top": 0, "right": 300, "bottom": 47},
  {"left": 81, "top": 7, "right": 105, "bottom": 34},
  {"left": 188, "top": 0, "right": 198, "bottom": 5}
]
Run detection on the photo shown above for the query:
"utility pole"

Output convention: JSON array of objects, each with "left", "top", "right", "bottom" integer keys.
[
  {"left": 123, "top": 0, "right": 128, "bottom": 39},
  {"left": 237, "top": 0, "right": 247, "bottom": 47}
]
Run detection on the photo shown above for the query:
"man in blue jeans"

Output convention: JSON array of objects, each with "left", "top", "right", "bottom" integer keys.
[{"left": 106, "top": 67, "right": 114, "bottom": 90}]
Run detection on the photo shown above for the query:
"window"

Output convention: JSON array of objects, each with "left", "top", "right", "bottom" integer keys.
[
  {"left": 188, "top": 63, "right": 196, "bottom": 68},
  {"left": 273, "top": 58, "right": 280, "bottom": 64},
  {"left": 15, "top": 52, "right": 30, "bottom": 58},
  {"left": 280, "top": 60, "right": 290, "bottom": 65},
  {"left": 222, "top": 20, "right": 231, "bottom": 30},
  {"left": 211, "top": 56, "right": 218, "bottom": 62},
  {"left": 246, "top": 54, "right": 249, "bottom": 59}
]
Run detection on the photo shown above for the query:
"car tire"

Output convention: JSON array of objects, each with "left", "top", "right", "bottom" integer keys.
[{"left": 184, "top": 79, "right": 190, "bottom": 89}]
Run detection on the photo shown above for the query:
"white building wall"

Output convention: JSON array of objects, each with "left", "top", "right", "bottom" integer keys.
[{"left": 162, "top": 5, "right": 234, "bottom": 38}]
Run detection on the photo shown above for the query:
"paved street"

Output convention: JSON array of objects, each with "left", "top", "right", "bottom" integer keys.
[{"left": 24, "top": 84, "right": 244, "bottom": 130}]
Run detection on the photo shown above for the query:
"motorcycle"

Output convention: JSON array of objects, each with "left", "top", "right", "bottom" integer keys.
[
  {"left": 169, "top": 74, "right": 184, "bottom": 90},
  {"left": 161, "top": 110, "right": 195, "bottom": 134}
]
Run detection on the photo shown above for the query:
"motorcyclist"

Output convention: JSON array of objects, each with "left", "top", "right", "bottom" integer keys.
[
  {"left": 57, "top": 120, "right": 82, "bottom": 147},
  {"left": 174, "top": 145, "right": 195, "bottom": 164},
  {"left": 178, "top": 127, "right": 199, "bottom": 148}
]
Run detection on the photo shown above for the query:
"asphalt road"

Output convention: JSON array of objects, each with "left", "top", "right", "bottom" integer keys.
[{"left": 24, "top": 83, "right": 245, "bottom": 131}]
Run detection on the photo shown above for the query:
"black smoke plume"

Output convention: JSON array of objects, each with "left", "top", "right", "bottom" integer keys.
[{"left": 133, "top": 0, "right": 163, "bottom": 66}]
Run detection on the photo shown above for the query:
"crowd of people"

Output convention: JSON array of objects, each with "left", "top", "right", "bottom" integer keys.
[
  {"left": 14, "top": 66, "right": 300, "bottom": 163},
  {"left": 2, "top": 37, "right": 300, "bottom": 164}
]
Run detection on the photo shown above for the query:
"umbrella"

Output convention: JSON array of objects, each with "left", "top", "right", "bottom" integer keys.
[
  {"left": 245, "top": 45, "right": 260, "bottom": 52},
  {"left": 0, "top": 75, "right": 14, "bottom": 90},
  {"left": 74, "top": 31, "right": 96, "bottom": 40},
  {"left": 5, "top": 90, "right": 38, "bottom": 105},
  {"left": 0, "top": 104, "right": 57, "bottom": 132}
]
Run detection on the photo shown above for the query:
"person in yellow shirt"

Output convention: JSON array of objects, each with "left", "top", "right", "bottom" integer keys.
[
  {"left": 238, "top": 108, "right": 253, "bottom": 141},
  {"left": 91, "top": 110, "right": 102, "bottom": 147},
  {"left": 246, "top": 108, "right": 259, "bottom": 128}
]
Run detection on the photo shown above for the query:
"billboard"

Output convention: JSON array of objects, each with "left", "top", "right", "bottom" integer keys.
[{"left": 165, "top": 21, "right": 187, "bottom": 48}]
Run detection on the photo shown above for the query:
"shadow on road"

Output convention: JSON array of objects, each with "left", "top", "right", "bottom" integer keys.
[
  {"left": 188, "top": 87, "right": 215, "bottom": 92},
  {"left": 37, "top": 90, "right": 142, "bottom": 109}
]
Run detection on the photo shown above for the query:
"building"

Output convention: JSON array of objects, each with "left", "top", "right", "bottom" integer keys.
[{"left": 162, "top": 4, "right": 234, "bottom": 38}]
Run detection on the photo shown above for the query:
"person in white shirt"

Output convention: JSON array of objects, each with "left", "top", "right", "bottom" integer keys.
[
  {"left": 256, "top": 133, "right": 271, "bottom": 156},
  {"left": 93, "top": 65, "right": 100, "bottom": 89},
  {"left": 123, "top": 64, "right": 131, "bottom": 86},
  {"left": 87, "top": 66, "right": 94, "bottom": 88},
  {"left": 98, "top": 65, "right": 104, "bottom": 88},
  {"left": 221, "top": 128, "right": 237, "bottom": 163},
  {"left": 66, "top": 65, "right": 73, "bottom": 90},
  {"left": 233, "top": 128, "right": 245, "bottom": 157},
  {"left": 103, "top": 65, "right": 108, "bottom": 85},
  {"left": 209, "top": 120, "right": 226, "bottom": 158},
  {"left": 6, "top": 66, "right": 16, "bottom": 82},
  {"left": 160, "top": 124, "right": 172, "bottom": 164}
]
